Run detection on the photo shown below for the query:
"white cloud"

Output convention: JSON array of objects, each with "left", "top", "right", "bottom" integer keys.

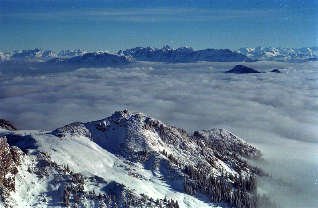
[
  {"left": 0, "top": 8, "right": 284, "bottom": 22},
  {"left": 0, "top": 60, "right": 317, "bottom": 207}
]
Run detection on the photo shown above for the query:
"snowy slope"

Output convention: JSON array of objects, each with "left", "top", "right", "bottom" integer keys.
[{"left": 0, "top": 110, "right": 271, "bottom": 208}]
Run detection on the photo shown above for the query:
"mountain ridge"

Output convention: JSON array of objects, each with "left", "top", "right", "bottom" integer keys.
[
  {"left": 236, "top": 46, "right": 318, "bottom": 61},
  {"left": 119, "top": 45, "right": 252, "bottom": 62},
  {"left": 1, "top": 46, "right": 317, "bottom": 64},
  {"left": 0, "top": 110, "right": 274, "bottom": 208},
  {"left": 48, "top": 51, "right": 135, "bottom": 66}
]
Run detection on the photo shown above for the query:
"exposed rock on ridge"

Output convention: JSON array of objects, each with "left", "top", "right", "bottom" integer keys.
[
  {"left": 0, "top": 137, "right": 23, "bottom": 206},
  {"left": 0, "top": 120, "right": 17, "bottom": 131},
  {"left": 52, "top": 110, "right": 271, "bottom": 208}
]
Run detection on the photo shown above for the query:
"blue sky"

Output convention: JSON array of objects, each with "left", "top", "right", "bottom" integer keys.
[{"left": 0, "top": 0, "right": 317, "bottom": 51}]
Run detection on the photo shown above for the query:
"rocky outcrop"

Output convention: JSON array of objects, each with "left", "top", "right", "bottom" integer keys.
[
  {"left": 0, "top": 137, "right": 23, "bottom": 204},
  {"left": 0, "top": 120, "right": 17, "bottom": 131}
]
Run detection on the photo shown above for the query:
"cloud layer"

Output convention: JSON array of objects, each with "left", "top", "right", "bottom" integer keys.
[
  {"left": 0, "top": 60, "right": 317, "bottom": 207},
  {"left": 1, "top": 8, "right": 285, "bottom": 23}
]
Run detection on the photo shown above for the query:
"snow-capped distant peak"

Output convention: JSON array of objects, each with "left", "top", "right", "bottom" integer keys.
[
  {"left": 12, "top": 48, "right": 57, "bottom": 58},
  {"left": 57, "top": 49, "right": 88, "bottom": 57},
  {"left": 121, "top": 46, "right": 251, "bottom": 62},
  {"left": 2, "top": 46, "right": 317, "bottom": 64},
  {"left": 236, "top": 46, "right": 318, "bottom": 61}
]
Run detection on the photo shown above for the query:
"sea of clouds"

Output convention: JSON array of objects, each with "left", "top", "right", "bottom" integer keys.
[{"left": 0, "top": 60, "right": 317, "bottom": 207}]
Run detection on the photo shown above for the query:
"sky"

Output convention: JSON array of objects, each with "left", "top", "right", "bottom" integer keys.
[{"left": 0, "top": 0, "right": 317, "bottom": 51}]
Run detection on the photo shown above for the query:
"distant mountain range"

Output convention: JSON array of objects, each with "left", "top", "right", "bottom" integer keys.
[
  {"left": 0, "top": 48, "right": 89, "bottom": 62},
  {"left": 236, "top": 47, "right": 318, "bottom": 61},
  {"left": 48, "top": 51, "right": 134, "bottom": 66},
  {"left": 119, "top": 45, "right": 251, "bottom": 62},
  {"left": 0, "top": 46, "right": 317, "bottom": 65}
]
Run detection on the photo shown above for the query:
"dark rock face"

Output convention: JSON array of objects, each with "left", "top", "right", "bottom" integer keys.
[
  {"left": 0, "top": 137, "right": 22, "bottom": 195},
  {"left": 0, "top": 119, "right": 17, "bottom": 131},
  {"left": 270, "top": 69, "right": 281, "bottom": 73},
  {"left": 225, "top": 65, "right": 261, "bottom": 74}
]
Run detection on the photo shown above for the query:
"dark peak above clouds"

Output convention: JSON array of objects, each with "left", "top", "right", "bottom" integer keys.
[
  {"left": 225, "top": 65, "right": 284, "bottom": 74},
  {"left": 270, "top": 69, "right": 281, "bottom": 73},
  {"left": 225, "top": 65, "right": 261, "bottom": 74}
]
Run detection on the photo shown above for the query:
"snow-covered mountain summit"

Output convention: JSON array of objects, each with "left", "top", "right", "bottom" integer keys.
[
  {"left": 0, "top": 110, "right": 273, "bottom": 208},
  {"left": 53, "top": 110, "right": 262, "bottom": 163},
  {"left": 120, "top": 45, "right": 251, "bottom": 62},
  {"left": 57, "top": 49, "right": 88, "bottom": 57},
  {"left": 236, "top": 47, "right": 318, "bottom": 61}
]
